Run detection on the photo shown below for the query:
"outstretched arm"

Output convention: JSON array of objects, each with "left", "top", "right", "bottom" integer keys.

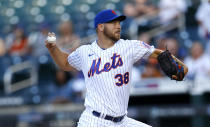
[
  {"left": 149, "top": 49, "right": 188, "bottom": 78},
  {"left": 45, "top": 32, "right": 76, "bottom": 71}
]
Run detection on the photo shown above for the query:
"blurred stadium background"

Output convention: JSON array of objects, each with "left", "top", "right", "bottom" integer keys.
[{"left": 0, "top": 0, "right": 210, "bottom": 127}]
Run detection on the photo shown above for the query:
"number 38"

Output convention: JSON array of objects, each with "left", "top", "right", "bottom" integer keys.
[{"left": 114, "top": 72, "right": 129, "bottom": 86}]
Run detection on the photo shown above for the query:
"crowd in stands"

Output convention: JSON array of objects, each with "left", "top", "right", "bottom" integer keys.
[{"left": 0, "top": 0, "right": 210, "bottom": 104}]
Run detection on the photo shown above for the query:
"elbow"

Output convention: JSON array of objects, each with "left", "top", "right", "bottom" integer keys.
[
  {"left": 59, "top": 66, "right": 73, "bottom": 72},
  {"left": 60, "top": 66, "right": 70, "bottom": 71}
]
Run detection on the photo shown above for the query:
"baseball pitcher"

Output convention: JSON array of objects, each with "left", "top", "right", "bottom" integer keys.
[{"left": 45, "top": 9, "right": 188, "bottom": 127}]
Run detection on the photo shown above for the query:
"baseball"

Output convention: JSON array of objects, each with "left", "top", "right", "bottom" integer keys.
[{"left": 47, "top": 36, "right": 56, "bottom": 43}]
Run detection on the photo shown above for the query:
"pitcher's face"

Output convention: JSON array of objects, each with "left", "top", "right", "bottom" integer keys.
[{"left": 103, "top": 20, "right": 121, "bottom": 42}]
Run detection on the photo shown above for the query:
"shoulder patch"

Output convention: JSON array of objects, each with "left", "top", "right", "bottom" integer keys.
[{"left": 140, "top": 41, "right": 151, "bottom": 49}]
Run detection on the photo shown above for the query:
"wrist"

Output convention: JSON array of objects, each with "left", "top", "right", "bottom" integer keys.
[{"left": 48, "top": 44, "right": 57, "bottom": 52}]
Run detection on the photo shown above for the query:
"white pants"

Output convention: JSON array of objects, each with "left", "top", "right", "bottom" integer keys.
[{"left": 77, "top": 108, "right": 152, "bottom": 127}]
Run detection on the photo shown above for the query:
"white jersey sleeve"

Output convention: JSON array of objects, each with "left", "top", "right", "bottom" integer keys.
[
  {"left": 131, "top": 40, "right": 155, "bottom": 63},
  {"left": 67, "top": 47, "right": 82, "bottom": 71}
]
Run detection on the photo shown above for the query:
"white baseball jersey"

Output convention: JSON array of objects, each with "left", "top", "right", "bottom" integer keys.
[{"left": 68, "top": 39, "right": 154, "bottom": 117}]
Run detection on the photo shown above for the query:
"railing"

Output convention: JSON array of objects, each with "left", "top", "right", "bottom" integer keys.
[
  {"left": 0, "top": 104, "right": 84, "bottom": 127},
  {"left": 128, "top": 13, "right": 186, "bottom": 39},
  {"left": 3, "top": 61, "right": 38, "bottom": 94},
  {"left": 130, "top": 76, "right": 210, "bottom": 96},
  {"left": 0, "top": 103, "right": 84, "bottom": 115}
]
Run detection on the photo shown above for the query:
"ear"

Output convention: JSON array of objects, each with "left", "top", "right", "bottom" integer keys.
[{"left": 98, "top": 24, "right": 104, "bottom": 32}]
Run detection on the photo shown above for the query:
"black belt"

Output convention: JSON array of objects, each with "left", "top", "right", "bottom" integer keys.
[{"left": 92, "top": 111, "right": 125, "bottom": 123}]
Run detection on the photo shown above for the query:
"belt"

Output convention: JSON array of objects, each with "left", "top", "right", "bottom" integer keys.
[{"left": 92, "top": 111, "right": 125, "bottom": 123}]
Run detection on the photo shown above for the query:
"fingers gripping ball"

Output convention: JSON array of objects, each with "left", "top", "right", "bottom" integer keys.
[
  {"left": 157, "top": 50, "right": 185, "bottom": 81},
  {"left": 47, "top": 36, "right": 56, "bottom": 43}
]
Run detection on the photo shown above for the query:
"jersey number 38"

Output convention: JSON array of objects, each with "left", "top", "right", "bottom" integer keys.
[{"left": 114, "top": 72, "right": 129, "bottom": 86}]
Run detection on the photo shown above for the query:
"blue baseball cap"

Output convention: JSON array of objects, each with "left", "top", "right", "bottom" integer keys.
[{"left": 94, "top": 9, "right": 126, "bottom": 29}]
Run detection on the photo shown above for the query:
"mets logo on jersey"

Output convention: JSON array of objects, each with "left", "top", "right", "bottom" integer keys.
[{"left": 88, "top": 53, "right": 123, "bottom": 77}]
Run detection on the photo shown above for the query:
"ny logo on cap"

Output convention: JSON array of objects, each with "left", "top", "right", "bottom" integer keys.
[{"left": 111, "top": 10, "right": 117, "bottom": 15}]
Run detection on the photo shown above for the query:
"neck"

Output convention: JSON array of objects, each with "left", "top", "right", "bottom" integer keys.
[{"left": 97, "top": 34, "right": 115, "bottom": 49}]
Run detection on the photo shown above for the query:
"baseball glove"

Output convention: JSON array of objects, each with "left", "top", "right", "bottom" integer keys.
[{"left": 157, "top": 50, "right": 184, "bottom": 81}]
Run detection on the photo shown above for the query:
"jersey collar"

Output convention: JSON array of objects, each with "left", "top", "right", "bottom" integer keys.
[{"left": 93, "top": 39, "right": 120, "bottom": 52}]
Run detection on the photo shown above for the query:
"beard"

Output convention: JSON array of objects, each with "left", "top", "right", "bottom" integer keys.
[{"left": 104, "top": 26, "right": 120, "bottom": 42}]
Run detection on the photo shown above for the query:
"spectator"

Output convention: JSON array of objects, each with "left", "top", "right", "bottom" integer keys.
[
  {"left": 28, "top": 23, "right": 50, "bottom": 58},
  {"left": 158, "top": 0, "right": 187, "bottom": 25},
  {"left": 135, "top": 0, "right": 157, "bottom": 17},
  {"left": 141, "top": 61, "right": 163, "bottom": 78},
  {"left": 156, "top": 38, "right": 184, "bottom": 58},
  {"left": 5, "top": 25, "right": 29, "bottom": 57},
  {"left": 47, "top": 69, "right": 73, "bottom": 104},
  {"left": 28, "top": 23, "right": 56, "bottom": 86},
  {"left": 184, "top": 42, "right": 210, "bottom": 80},
  {"left": 167, "top": 39, "right": 179, "bottom": 55},
  {"left": 123, "top": 3, "right": 138, "bottom": 18},
  {"left": 127, "top": 0, "right": 158, "bottom": 39},
  {"left": 138, "top": 38, "right": 163, "bottom": 79},
  {"left": 57, "top": 21, "right": 80, "bottom": 53},
  {"left": 71, "top": 77, "right": 85, "bottom": 103},
  {"left": 4, "top": 25, "right": 35, "bottom": 66},
  {"left": 122, "top": 2, "right": 138, "bottom": 39},
  {"left": 195, "top": 0, "right": 210, "bottom": 40},
  {"left": 140, "top": 37, "right": 182, "bottom": 79},
  {"left": 195, "top": 0, "right": 210, "bottom": 54},
  {"left": 138, "top": 33, "right": 151, "bottom": 43},
  {"left": 163, "top": 38, "right": 179, "bottom": 56}
]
